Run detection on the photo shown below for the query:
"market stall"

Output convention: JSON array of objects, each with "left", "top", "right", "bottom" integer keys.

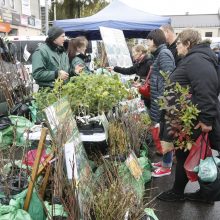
[{"left": 53, "top": 0, "right": 170, "bottom": 40}]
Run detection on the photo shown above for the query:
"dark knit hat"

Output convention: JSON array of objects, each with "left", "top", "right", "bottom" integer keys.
[{"left": 47, "top": 26, "right": 65, "bottom": 41}]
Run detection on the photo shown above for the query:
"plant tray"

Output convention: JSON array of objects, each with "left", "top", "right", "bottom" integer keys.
[{"left": 77, "top": 121, "right": 104, "bottom": 135}]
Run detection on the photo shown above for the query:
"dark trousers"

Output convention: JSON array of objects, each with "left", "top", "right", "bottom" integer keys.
[
  {"left": 172, "top": 149, "right": 189, "bottom": 194},
  {"left": 172, "top": 128, "right": 202, "bottom": 194}
]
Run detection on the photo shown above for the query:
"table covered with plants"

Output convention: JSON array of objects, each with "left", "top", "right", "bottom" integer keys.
[{"left": 0, "top": 66, "right": 201, "bottom": 219}]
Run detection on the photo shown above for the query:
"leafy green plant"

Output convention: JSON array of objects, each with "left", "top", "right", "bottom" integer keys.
[
  {"left": 33, "top": 74, "right": 129, "bottom": 117},
  {"left": 33, "top": 79, "right": 63, "bottom": 112},
  {"left": 62, "top": 74, "right": 129, "bottom": 115},
  {"left": 158, "top": 71, "right": 200, "bottom": 150}
]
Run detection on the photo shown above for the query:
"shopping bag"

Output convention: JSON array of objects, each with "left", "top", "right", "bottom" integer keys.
[
  {"left": 184, "top": 133, "right": 212, "bottom": 182},
  {"left": 199, "top": 163, "right": 220, "bottom": 201},
  {"left": 151, "top": 125, "right": 163, "bottom": 154},
  {"left": 194, "top": 157, "right": 220, "bottom": 182},
  {"left": 160, "top": 141, "right": 174, "bottom": 154}
]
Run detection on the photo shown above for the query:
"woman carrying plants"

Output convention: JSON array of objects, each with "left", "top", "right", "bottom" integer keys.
[
  {"left": 146, "top": 29, "right": 175, "bottom": 178},
  {"left": 67, "top": 36, "right": 91, "bottom": 76},
  {"left": 158, "top": 29, "right": 220, "bottom": 203}
]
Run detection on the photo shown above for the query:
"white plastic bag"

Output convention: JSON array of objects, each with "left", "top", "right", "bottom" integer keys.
[{"left": 194, "top": 157, "right": 220, "bottom": 182}]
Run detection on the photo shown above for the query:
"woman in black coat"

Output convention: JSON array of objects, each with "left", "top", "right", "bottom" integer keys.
[
  {"left": 158, "top": 29, "right": 220, "bottom": 203},
  {"left": 113, "top": 44, "right": 153, "bottom": 80},
  {"left": 111, "top": 44, "right": 153, "bottom": 108}
]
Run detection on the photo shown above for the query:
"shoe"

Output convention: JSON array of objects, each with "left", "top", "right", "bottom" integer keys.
[
  {"left": 152, "top": 161, "right": 162, "bottom": 168},
  {"left": 152, "top": 167, "right": 171, "bottom": 177},
  {"left": 185, "top": 190, "right": 214, "bottom": 205},
  {"left": 157, "top": 189, "right": 185, "bottom": 202}
]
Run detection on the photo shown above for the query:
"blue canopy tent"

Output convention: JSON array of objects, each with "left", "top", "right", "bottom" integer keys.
[{"left": 53, "top": 0, "right": 170, "bottom": 40}]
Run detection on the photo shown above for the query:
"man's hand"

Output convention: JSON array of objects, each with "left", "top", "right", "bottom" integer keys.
[
  {"left": 59, "top": 70, "right": 69, "bottom": 80},
  {"left": 195, "top": 121, "right": 212, "bottom": 133}
]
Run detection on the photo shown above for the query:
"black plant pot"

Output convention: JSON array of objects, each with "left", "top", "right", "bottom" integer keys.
[{"left": 77, "top": 121, "right": 104, "bottom": 135}]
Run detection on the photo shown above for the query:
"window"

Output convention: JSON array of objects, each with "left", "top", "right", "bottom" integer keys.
[
  {"left": 8, "top": 28, "right": 18, "bottom": 36},
  {"left": 10, "top": 0, "right": 15, "bottom": 9},
  {"left": 205, "top": 32, "right": 213, "bottom": 37}
]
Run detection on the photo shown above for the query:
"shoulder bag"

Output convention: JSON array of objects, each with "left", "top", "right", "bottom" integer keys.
[{"left": 138, "top": 66, "right": 152, "bottom": 99}]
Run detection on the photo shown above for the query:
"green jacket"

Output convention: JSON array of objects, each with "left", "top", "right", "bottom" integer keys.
[
  {"left": 70, "top": 56, "right": 90, "bottom": 75},
  {"left": 32, "top": 43, "right": 69, "bottom": 88}
]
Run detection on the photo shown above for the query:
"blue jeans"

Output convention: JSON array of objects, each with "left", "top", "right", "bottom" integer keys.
[{"left": 162, "top": 151, "right": 173, "bottom": 168}]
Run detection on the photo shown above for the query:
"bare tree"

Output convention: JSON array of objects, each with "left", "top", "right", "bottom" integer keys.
[{"left": 49, "top": 0, "right": 109, "bottom": 20}]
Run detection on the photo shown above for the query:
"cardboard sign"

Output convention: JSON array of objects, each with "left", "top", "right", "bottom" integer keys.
[
  {"left": 125, "top": 151, "right": 143, "bottom": 180},
  {"left": 44, "top": 97, "right": 91, "bottom": 181},
  {"left": 100, "top": 26, "right": 133, "bottom": 68}
]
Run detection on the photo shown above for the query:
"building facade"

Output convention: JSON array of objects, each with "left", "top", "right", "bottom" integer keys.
[
  {"left": 0, "top": 0, "right": 42, "bottom": 36},
  {"left": 170, "top": 13, "right": 220, "bottom": 37}
]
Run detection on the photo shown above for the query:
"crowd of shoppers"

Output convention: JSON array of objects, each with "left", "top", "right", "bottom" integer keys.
[
  {"left": 158, "top": 29, "right": 220, "bottom": 203},
  {"left": 32, "top": 26, "right": 220, "bottom": 204}
]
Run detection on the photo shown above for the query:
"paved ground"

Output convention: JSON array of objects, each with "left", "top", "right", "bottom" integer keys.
[{"left": 147, "top": 152, "right": 220, "bottom": 220}]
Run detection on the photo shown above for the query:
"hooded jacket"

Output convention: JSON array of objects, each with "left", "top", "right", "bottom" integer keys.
[
  {"left": 169, "top": 43, "right": 220, "bottom": 150},
  {"left": 32, "top": 41, "right": 69, "bottom": 88}
]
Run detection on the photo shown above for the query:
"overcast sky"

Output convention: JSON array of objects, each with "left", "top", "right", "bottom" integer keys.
[
  {"left": 40, "top": 0, "right": 220, "bottom": 15},
  {"left": 119, "top": 0, "right": 220, "bottom": 15}
]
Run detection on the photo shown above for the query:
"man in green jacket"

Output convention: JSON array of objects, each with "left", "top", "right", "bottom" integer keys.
[{"left": 32, "top": 26, "right": 69, "bottom": 88}]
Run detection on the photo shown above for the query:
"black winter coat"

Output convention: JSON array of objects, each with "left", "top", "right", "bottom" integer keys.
[
  {"left": 167, "top": 39, "right": 181, "bottom": 66},
  {"left": 113, "top": 55, "right": 153, "bottom": 80},
  {"left": 150, "top": 44, "right": 175, "bottom": 123},
  {"left": 168, "top": 43, "right": 220, "bottom": 150}
]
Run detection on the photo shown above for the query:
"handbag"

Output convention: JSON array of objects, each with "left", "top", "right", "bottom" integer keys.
[
  {"left": 138, "top": 66, "right": 152, "bottom": 98},
  {"left": 198, "top": 135, "right": 220, "bottom": 201},
  {"left": 184, "top": 133, "right": 212, "bottom": 182}
]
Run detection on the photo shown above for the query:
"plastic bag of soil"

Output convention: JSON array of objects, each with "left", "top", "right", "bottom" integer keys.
[
  {"left": 12, "top": 189, "right": 46, "bottom": 220},
  {"left": 0, "top": 201, "right": 32, "bottom": 220}
]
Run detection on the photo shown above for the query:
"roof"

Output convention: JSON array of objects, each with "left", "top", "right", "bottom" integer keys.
[{"left": 170, "top": 14, "right": 220, "bottom": 28}]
